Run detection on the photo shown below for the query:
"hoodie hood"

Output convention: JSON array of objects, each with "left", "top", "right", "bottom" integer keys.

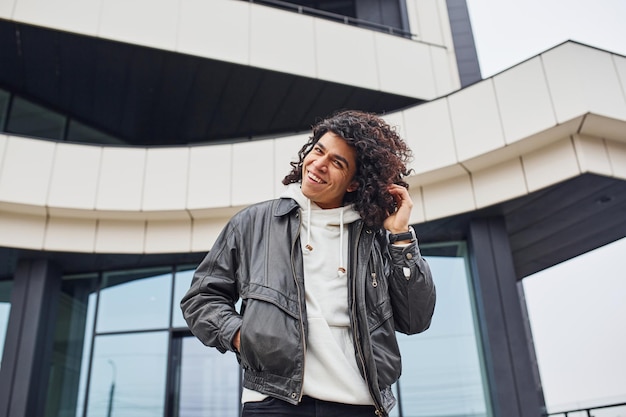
[
  {"left": 281, "top": 183, "right": 361, "bottom": 224},
  {"left": 281, "top": 183, "right": 360, "bottom": 276}
]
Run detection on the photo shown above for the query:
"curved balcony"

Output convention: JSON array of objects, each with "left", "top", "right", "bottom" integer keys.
[{"left": 0, "top": 42, "right": 625, "bottom": 277}]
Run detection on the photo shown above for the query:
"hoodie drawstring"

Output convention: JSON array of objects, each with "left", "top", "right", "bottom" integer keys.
[
  {"left": 303, "top": 197, "right": 347, "bottom": 277},
  {"left": 305, "top": 199, "right": 313, "bottom": 252},
  {"left": 338, "top": 209, "right": 346, "bottom": 276}
]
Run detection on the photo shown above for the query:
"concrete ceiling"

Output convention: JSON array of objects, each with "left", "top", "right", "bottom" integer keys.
[
  {"left": 414, "top": 173, "right": 626, "bottom": 279},
  {"left": 0, "top": 19, "right": 421, "bottom": 146}
]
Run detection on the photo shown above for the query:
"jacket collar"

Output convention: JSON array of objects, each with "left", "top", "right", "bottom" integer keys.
[{"left": 274, "top": 197, "right": 300, "bottom": 217}]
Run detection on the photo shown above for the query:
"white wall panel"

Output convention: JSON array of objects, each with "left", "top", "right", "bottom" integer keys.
[
  {"left": 48, "top": 143, "right": 101, "bottom": 209},
  {"left": 191, "top": 217, "right": 229, "bottom": 252},
  {"left": 614, "top": 54, "right": 626, "bottom": 100},
  {"left": 0, "top": 136, "right": 55, "bottom": 206},
  {"left": 231, "top": 140, "right": 274, "bottom": 206},
  {"left": 472, "top": 158, "right": 527, "bottom": 208},
  {"left": 415, "top": 0, "right": 444, "bottom": 45},
  {"left": 0, "top": 0, "right": 15, "bottom": 19},
  {"left": 543, "top": 43, "right": 626, "bottom": 123},
  {"left": 178, "top": 0, "right": 250, "bottom": 65},
  {"left": 99, "top": 0, "right": 178, "bottom": 50},
  {"left": 13, "top": 0, "right": 101, "bottom": 35},
  {"left": 315, "top": 19, "right": 379, "bottom": 89},
  {"left": 95, "top": 219, "right": 146, "bottom": 253},
  {"left": 494, "top": 57, "right": 556, "bottom": 144},
  {"left": 572, "top": 135, "right": 612, "bottom": 176},
  {"left": 44, "top": 216, "right": 96, "bottom": 252},
  {"left": 448, "top": 80, "right": 505, "bottom": 161},
  {"left": 250, "top": 5, "right": 316, "bottom": 77},
  {"left": 96, "top": 147, "right": 146, "bottom": 211},
  {"left": 522, "top": 137, "right": 580, "bottom": 192},
  {"left": 142, "top": 147, "right": 189, "bottom": 211},
  {"left": 606, "top": 140, "right": 626, "bottom": 180},
  {"left": 431, "top": 45, "right": 458, "bottom": 96},
  {"left": 187, "top": 144, "right": 233, "bottom": 209},
  {"left": 422, "top": 173, "right": 475, "bottom": 220},
  {"left": 273, "top": 134, "right": 307, "bottom": 198},
  {"left": 145, "top": 219, "right": 191, "bottom": 253},
  {"left": 408, "top": 187, "right": 425, "bottom": 224},
  {"left": 382, "top": 112, "right": 406, "bottom": 141},
  {"left": 375, "top": 34, "right": 435, "bottom": 98},
  {"left": 0, "top": 211, "right": 45, "bottom": 249},
  {"left": 580, "top": 114, "right": 626, "bottom": 144},
  {"left": 403, "top": 99, "right": 457, "bottom": 174},
  {"left": 0, "top": 134, "right": 6, "bottom": 172}
]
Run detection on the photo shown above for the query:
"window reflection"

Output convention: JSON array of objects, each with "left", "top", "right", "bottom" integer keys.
[
  {"left": 7, "top": 96, "right": 65, "bottom": 139},
  {"left": 392, "top": 246, "right": 492, "bottom": 417},
  {"left": 40, "top": 245, "right": 491, "bottom": 417},
  {"left": 0, "top": 280, "right": 13, "bottom": 370},
  {"left": 44, "top": 274, "right": 98, "bottom": 417},
  {"left": 173, "top": 269, "right": 194, "bottom": 328},
  {"left": 66, "top": 120, "right": 124, "bottom": 145},
  {"left": 177, "top": 336, "right": 240, "bottom": 417},
  {"left": 0, "top": 89, "right": 9, "bottom": 129},
  {"left": 97, "top": 269, "right": 172, "bottom": 333},
  {"left": 86, "top": 332, "right": 168, "bottom": 417}
]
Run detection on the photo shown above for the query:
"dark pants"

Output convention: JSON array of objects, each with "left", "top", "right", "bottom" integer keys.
[{"left": 242, "top": 396, "right": 378, "bottom": 417}]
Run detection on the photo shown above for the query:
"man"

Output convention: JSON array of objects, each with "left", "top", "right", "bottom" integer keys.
[{"left": 181, "top": 110, "right": 436, "bottom": 417}]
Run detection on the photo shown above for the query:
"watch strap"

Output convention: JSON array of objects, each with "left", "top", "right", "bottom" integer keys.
[{"left": 388, "top": 226, "right": 416, "bottom": 243}]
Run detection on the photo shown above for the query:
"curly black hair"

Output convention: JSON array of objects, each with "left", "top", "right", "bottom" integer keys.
[{"left": 283, "top": 110, "right": 413, "bottom": 228}]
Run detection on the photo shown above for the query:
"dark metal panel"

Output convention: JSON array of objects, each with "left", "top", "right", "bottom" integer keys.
[
  {"left": 468, "top": 218, "right": 546, "bottom": 417},
  {"left": 0, "top": 262, "right": 30, "bottom": 417},
  {"left": 0, "top": 259, "right": 62, "bottom": 417},
  {"left": 468, "top": 219, "right": 514, "bottom": 417},
  {"left": 445, "top": 0, "right": 482, "bottom": 86}
]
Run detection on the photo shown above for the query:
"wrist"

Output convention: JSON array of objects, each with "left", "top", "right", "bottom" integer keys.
[{"left": 388, "top": 226, "right": 416, "bottom": 244}]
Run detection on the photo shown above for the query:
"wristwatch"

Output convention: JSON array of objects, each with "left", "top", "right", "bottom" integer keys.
[{"left": 388, "top": 226, "right": 416, "bottom": 243}]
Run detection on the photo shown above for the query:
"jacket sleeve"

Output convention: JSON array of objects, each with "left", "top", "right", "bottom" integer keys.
[
  {"left": 180, "top": 221, "right": 243, "bottom": 353},
  {"left": 386, "top": 238, "right": 436, "bottom": 335}
]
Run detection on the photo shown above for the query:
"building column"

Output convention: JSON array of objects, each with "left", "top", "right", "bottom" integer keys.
[
  {"left": 0, "top": 258, "right": 62, "bottom": 417},
  {"left": 468, "top": 217, "right": 546, "bottom": 417}
]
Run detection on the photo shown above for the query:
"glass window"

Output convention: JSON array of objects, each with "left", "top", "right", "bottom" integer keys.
[
  {"left": 390, "top": 244, "right": 492, "bottom": 417},
  {"left": 66, "top": 120, "right": 123, "bottom": 145},
  {"left": 0, "top": 280, "right": 13, "bottom": 370},
  {"left": 173, "top": 269, "right": 194, "bottom": 328},
  {"left": 0, "top": 89, "right": 9, "bottom": 130},
  {"left": 6, "top": 96, "right": 66, "bottom": 140},
  {"left": 177, "top": 336, "right": 240, "bottom": 417},
  {"left": 44, "top": 274, "right": 98, "bottom": 417},
  {"left": 86, "top": 332, "right": 169, "bottom": 417},
  {"left": 97, "top": 269, "right": 172, "bottom": 333}
]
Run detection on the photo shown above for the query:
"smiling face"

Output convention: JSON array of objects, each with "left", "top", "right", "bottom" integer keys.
[{"left": 301, "top": 132, "right": 359, "bottom": 209}]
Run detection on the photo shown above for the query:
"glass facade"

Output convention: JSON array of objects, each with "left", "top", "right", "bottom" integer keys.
[
  {"left": 391, "top": 245, "right": 491, "bottom": 417},
  {"left": 0, "top": 89, "right": 9, "bottom": 130},
  {"left": 0, "top": 280, "right": 12, "bottom": 370},
  {"left": 41, "top": 243, "right": 490, "bottom": 417},
  {"left": 0, "top": 88, "right": 121, "bottom": 144},
  {"left": 7, "top": 96, "right": 66, "bottom": 140}
]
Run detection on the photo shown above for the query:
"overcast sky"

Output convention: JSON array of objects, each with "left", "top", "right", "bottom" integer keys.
[{"left": 465, "top": 0, "right": 626, "bottom": 412}]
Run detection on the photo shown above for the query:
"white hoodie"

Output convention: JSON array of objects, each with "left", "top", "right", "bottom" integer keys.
[{"left": 242, "top": 183, "right": 372, "bottom": 405}]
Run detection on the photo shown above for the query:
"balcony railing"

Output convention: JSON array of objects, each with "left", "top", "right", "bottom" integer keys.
[
  {"left": 243, "top": 0, "right": 417, "bottom": 39},
  {"left": 546, "top": 401, "right": 626, "bottom": 416}
]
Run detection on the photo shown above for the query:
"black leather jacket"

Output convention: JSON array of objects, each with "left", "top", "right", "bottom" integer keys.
[{"left": 181, "top": 197, "right": 435, "bottom": 416}]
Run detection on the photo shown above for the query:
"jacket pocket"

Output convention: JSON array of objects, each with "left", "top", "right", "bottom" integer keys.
[
  {"left": 369, "top": 313, "right": 402, "bottom": 387},
  {"left": 239, "top": 295, "right": 302, "bottom": 376}
]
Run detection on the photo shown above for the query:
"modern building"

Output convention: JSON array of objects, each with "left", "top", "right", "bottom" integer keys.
[{"left": 1, "top": 0, "right": 625, "bottom": 416}]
